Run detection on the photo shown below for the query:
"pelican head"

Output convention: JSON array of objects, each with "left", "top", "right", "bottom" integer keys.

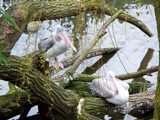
[
  {"left": 55, "top": 25, "right": 77, "bottom": 52},
  {"left": 107, "top": 70, "right": 115, "bottom": 79},
  {"left": 56, "top": 25, "right": 64, "bottom": 33}
]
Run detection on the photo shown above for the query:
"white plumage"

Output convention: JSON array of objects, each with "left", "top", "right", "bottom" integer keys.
[
  {"left": 38, "top": 25, "right": 77, "bottom": 69},
  {"left": 91, "top": 71, "right": 129, "bottom": 105}
]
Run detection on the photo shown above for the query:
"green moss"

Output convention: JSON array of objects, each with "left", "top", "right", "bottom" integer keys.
[{"left": 74, "top": 74, "right": 100, "bottom": 82}]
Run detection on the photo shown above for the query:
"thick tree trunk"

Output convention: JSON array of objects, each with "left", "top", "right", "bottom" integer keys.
[
  {"left": 153, "top": 0, "right": 160, "bottom": 119},
  {"left": 0, "top": 55, "right": 80, "bottom": 119}
]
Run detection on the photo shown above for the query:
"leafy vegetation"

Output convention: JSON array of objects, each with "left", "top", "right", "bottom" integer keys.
[
  {"left": 0, "top": 8, "right": 21, "bottom": 67},
  {"left": 0, "top": 8, "right": 20, "bottom": 31}
]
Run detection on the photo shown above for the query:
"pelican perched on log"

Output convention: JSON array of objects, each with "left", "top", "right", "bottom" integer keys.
[
  {"left": 90, "top": 71, "right": 129, "bottom": 105},
  {"left": 38, "top": 25, "right": 77, "bottom": 69}
]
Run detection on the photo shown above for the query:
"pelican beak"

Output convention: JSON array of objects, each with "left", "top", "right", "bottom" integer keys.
[
  {"left": 111, "top": 78, "right": 119, "bottom": 94},
  {"left": 58, "top": 32, "right": 77, "bottom": 52}
]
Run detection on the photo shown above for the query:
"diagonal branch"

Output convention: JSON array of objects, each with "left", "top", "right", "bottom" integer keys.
[{"left": 65, "top": 9, "right": 123, "bottom": 76}]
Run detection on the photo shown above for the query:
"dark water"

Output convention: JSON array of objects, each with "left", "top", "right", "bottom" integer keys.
[{"left": 0, "top": 0, "right": 158, "bottom": 119}]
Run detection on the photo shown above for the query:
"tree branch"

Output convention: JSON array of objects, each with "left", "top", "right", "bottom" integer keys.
[
  {"left": 51, "top": 47, "right": 119, "bottom": 73},
  {"left": 117, "top": 66, "right": 158, "bottom": 80},
  {"left": 31, "top": 0, "right": 154, "bottom": 37},
  {"left": 71, "top": 66, "right": 158, "bottom": 82}
]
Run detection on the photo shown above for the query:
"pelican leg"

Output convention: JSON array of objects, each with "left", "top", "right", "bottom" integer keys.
[
  {"left": 55, "top": 57, "right": 64, "bottom": 69},
  {"left": 49, "top": 57, "right": 59, "bottom": 70}
]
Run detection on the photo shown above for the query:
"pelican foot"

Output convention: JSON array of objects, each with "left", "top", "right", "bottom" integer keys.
[
  {"left": 58, "top": 61, "right": 64, "bottom": 69},
  {"left": 52, "top": 61, "right": 64, "bottom": 70}
]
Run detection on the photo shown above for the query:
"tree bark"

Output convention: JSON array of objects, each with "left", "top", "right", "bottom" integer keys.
[
  {"left": 0, "top": 55, "right": 80, "bottom": 119},
  {"left": 153, "top": 0, "right": 160, "bottom": 119},
  {"left": 0, "top": 91, "right": 38, "bottom": 120}
]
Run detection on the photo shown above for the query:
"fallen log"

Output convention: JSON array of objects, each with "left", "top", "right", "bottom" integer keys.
[
  {"left": 0, "top": 83, "right": 155, "bottom": 119},
  {"left": 84, "top": 91, "right": 155, "bottom": 119},
  {"left": 0, "top": 56, "right": 80, "bottom": 119}
]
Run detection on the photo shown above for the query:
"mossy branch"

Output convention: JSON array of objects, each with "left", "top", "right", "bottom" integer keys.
[
  {"left": 72, "top": 66, "right": 158, "bottom": 82},
  {"left": 117, "top": 66, "right": 158, "bottom": 80}
]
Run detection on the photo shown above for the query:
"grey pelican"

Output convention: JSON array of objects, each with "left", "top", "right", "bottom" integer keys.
[
  {"left": 38, "top": 25, "right": 77, "bottom": 69},
  {"left": 90, "top": 70, "right": 129, "bottom": 105}
]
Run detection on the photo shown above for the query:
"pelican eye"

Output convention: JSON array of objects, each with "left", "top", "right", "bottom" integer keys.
[{"left": 43, "top": 38, "right": 48, "bottom": 41}]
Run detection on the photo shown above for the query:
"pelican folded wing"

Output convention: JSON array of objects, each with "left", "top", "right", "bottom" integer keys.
[{"left": 91, "top": 78, "right": 115, "bottom": 99}]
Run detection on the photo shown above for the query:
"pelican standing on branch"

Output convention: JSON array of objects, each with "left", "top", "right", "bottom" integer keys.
[
  {"left": 38, "top": 25, "right": 77, "bottom": 70},
  {"left": 90, "top": 70, "right": 129, "bottom": 105}
]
